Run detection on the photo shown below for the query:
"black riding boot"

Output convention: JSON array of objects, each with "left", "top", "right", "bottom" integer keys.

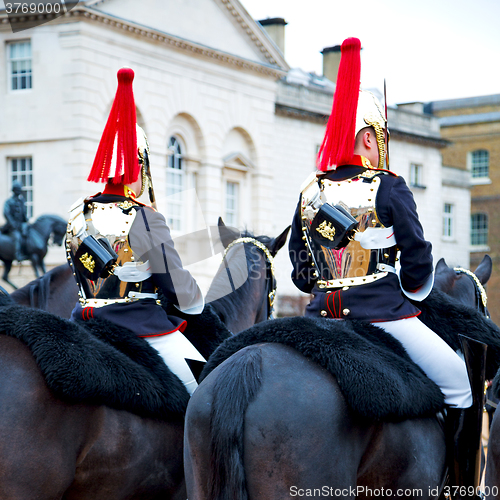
[
  {"left": 13, "top": 233, "right": 24, "bottom": 262},
  {"left": 445, "top": 406, "right": 483, "bottom": 499}
]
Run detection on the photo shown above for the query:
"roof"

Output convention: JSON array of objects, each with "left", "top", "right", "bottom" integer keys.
[{"left": 426, "top": 94, "right": 500, "bottom": 113}]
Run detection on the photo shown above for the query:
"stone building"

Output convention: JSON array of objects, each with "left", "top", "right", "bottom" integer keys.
[
  {"left": 0, "top": 0, "right": 470, "bottom": 314},
  {"left": 426, "top": 95, "right": 500, "bottom": 323}
]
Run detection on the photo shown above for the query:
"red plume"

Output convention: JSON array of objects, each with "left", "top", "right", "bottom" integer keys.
[
  {"left": 317, "top": 38, "right": 361, "bottom": 171},
  {"left": 88, "top": 68, "right": 139, "bottom": 184}
]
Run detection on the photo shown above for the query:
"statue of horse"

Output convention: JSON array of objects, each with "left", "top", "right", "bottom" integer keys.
[
  {"left": 184, "top": 256, "right": 498, "bottom": 500},
  {"left": 0, "top": 223, "right": 290, "bottom": 500},
  {"left": 0, "top": 214, "right": 67, "bottom": 288}
]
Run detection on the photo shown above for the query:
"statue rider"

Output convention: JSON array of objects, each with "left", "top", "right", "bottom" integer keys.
[
  {"left": 66, "top": 68, "right": 205, "bottom": 396},
  {"left": 3, "top": 181, "right": 28, "bottom": 262},
  {"left": 288, "top": 38, "right": 481, "bottom": 498}
]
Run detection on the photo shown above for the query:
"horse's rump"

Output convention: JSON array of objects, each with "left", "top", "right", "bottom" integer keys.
[{"left": 186, "top": 342, "right": 446, "bottom": 500}]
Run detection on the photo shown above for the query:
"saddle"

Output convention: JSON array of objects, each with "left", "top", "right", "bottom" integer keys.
[{"left": 201, "top": 290, "right": 500, "bottom": 422}]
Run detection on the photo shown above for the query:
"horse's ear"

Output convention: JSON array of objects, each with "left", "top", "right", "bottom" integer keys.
[
  {"left": 435, "top": 258, "right": 448, "bottom": 272},
  {"left": 269, "top": 225, "right": 291, "bottom": 257},
  {"left": 218, "top": 218, "right": 240, "bottom": 249},
  {"left": 474, "top": 255, "right": 492, "bottom": 286},
  {"left": 433, "top": 257, "right": 456, "bottom": 294}
]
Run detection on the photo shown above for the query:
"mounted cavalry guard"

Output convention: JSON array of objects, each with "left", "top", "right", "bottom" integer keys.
[
  {"left": 3, "top": 181, "right": 29, "bottom": 262},
  {"left": 289, "top": 38, "right": 484, "bottom": 497},
  {"left": 66, "top": 68, "right": 205, "bottom": 395}
]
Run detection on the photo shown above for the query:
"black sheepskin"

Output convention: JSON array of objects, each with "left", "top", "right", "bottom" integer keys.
[
  {"left": 202, "top": 316, "right": 445, "bottom": 422},
  {"left": 0, "top": 304, "right": 191, "bottom": 420},
  {"left": 0, "top": 289, "right": 231, "bottom": 420},
  {"left": 202, "top": 291, "right": 500, "bottom": 422},
  {"left": 413, "top": 289, "right": 500, "bottom": 380}
]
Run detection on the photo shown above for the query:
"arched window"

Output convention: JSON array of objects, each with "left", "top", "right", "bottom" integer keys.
[
  {"left": 470, "top": 213, "right": 488, "bottom": 246},
  {"left": 166, "top": 136, "right": 185, "bottom": 231},
  {"left": 471, "top": 150, "right": 489, "bottom": 179}
]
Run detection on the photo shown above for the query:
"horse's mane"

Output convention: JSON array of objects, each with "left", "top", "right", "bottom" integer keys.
[{"left": 207, "top": 230, "right": 273, "bottom": 327}]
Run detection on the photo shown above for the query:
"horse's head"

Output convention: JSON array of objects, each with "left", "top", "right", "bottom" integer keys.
[
  {"left": 29, "top": 215, "right": 67, "bottom": 247},
  {"left": 434, "top": 255, "right": 492, "bottom": 314},
  {"left": 217, "top": 217, "right": 290, "bottom": 257},
  {"left": 207, "top": 218, "right": 291, "bottom": 332},
  {"left": 49, "top": 216, "right": 67, "bottom": 246}
]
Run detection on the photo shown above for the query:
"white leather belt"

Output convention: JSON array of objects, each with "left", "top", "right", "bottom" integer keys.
[
  {"left": 81, "top": 294, "right": 159, "bottom": 308},
  {"left": 127, "top": 292, "right": 158, "bottom": 300},
  {"left": 377, "top": 263, "right": 396, "bottom": 273},
  {"left": 317, "top": 271, "right": 388, "bottom": 289}
]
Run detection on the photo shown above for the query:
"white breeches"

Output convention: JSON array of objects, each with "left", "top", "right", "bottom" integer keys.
[
  {"left": 377, "top": 317, "right": 473, "bottom": 408},
  {"left": 144, "top": 330, "right": 206, "bottom": 396}
]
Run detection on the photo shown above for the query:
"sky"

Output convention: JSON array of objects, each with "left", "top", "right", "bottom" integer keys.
[{"left": 243, "top": 0, "right": 500, "bottom": 105}]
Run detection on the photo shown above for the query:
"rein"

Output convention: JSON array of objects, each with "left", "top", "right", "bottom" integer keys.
[
  {"left": 223, "top": 237, "right": 277, "bottom": 320},
  {"left": 453, "top": 267, "right": 489, "bottom": 319}
]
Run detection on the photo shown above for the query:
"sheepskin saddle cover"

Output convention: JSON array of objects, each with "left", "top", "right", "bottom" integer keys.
[
  {"left": 202, "top": 316, "right": 445, "bottom": 422},
  {"left": 0, "top": 303, "right": 192, "bottom": 420},
  {"left": 202, "top": 290, "right": 500, "bottom": 422}
]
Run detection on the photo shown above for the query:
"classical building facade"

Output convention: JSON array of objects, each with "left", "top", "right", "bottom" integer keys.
[
  {"left": 426, "top": 95, "right": 500, "bottom": 323},
  {"left": 1, "top": 0, "right": 470, "bottom": 314}
]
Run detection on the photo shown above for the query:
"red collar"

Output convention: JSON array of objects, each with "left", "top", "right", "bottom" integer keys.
[
  {"left": 318, "top": 155, "right": 397, "bottom": 177},
  {"left": 102, "top": 184, "right": 135, "bottom": 197}
]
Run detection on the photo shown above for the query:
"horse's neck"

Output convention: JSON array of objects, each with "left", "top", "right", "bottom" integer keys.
[
  {"left": 30, "top": 218, "right": 51, "bottom": 239},
  {"left": 208, "top": 246, "right": 267, "bottom": 333}
]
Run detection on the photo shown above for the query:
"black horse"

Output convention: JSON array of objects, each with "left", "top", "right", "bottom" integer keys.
[
  {"left": 0, "top": 223, "right": 290, "bottom": 500},
  {"left": 184, "top": 256, "right": 498, "bottom": 500},
  {"left": 0, "top": 214, "right": 67, "bottom": 288}
]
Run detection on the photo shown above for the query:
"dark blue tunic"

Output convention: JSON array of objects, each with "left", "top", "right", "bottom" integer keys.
[
  {"left": 71, "top": 193, "right": 201, "bottom": 337},
  {"left": 289, "top": 166, "right": 433, "bottom": 322}
]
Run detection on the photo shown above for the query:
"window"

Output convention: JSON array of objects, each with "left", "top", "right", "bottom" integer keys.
[
  {"left": 166, "top": 136, "right": 185, "bottom": 231},
  {"left": 10, "top": 157, "right": 33, "bottom": 218},
  {"left": 443, "top": 203, "right": 453, "bottom": 238},
  {"left": 410, "top": 163, "right": 425, "bottom": 188},
  {"left": 471, "top": 213, "right": 488, "bottom": 246},
  {"left": 225, "top": 181, "right": 239, "bottom": 227},
  {"left": 8, "top": 40, "right": 32, "bottom": 91},
  {"left": 471, "top": 150, "right": 489, "bottom": 179}
]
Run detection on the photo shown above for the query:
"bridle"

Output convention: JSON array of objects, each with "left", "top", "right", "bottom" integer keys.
[
  {"left": 223, "top": 237, "right": 277, "bottom": 320},
  {"left": 453, "top": 267, "right": 489, "bottom": 319}
]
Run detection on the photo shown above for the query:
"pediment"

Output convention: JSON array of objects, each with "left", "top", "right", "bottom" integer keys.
[
  {"left": 223, "top": 152, "right": 254, "bottom": 170},
  {"left": 84, "top": 0, "right": 287, "bottom": 71}
]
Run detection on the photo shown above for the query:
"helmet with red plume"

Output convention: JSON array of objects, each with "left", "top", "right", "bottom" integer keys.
[
  {"left": 88, "top": 68, "right": 142, "bottom": 185},
  {"left": 317, "top": 38, "right": 387, "bottom": 171}
]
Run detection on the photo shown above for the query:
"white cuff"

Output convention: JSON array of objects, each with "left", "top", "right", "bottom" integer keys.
[
  {"left": 399, "top": 270, "right": 434, "bottom": 302},
  {"left": 174, "top": 288, "right": 205, "bottom": 315}
]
